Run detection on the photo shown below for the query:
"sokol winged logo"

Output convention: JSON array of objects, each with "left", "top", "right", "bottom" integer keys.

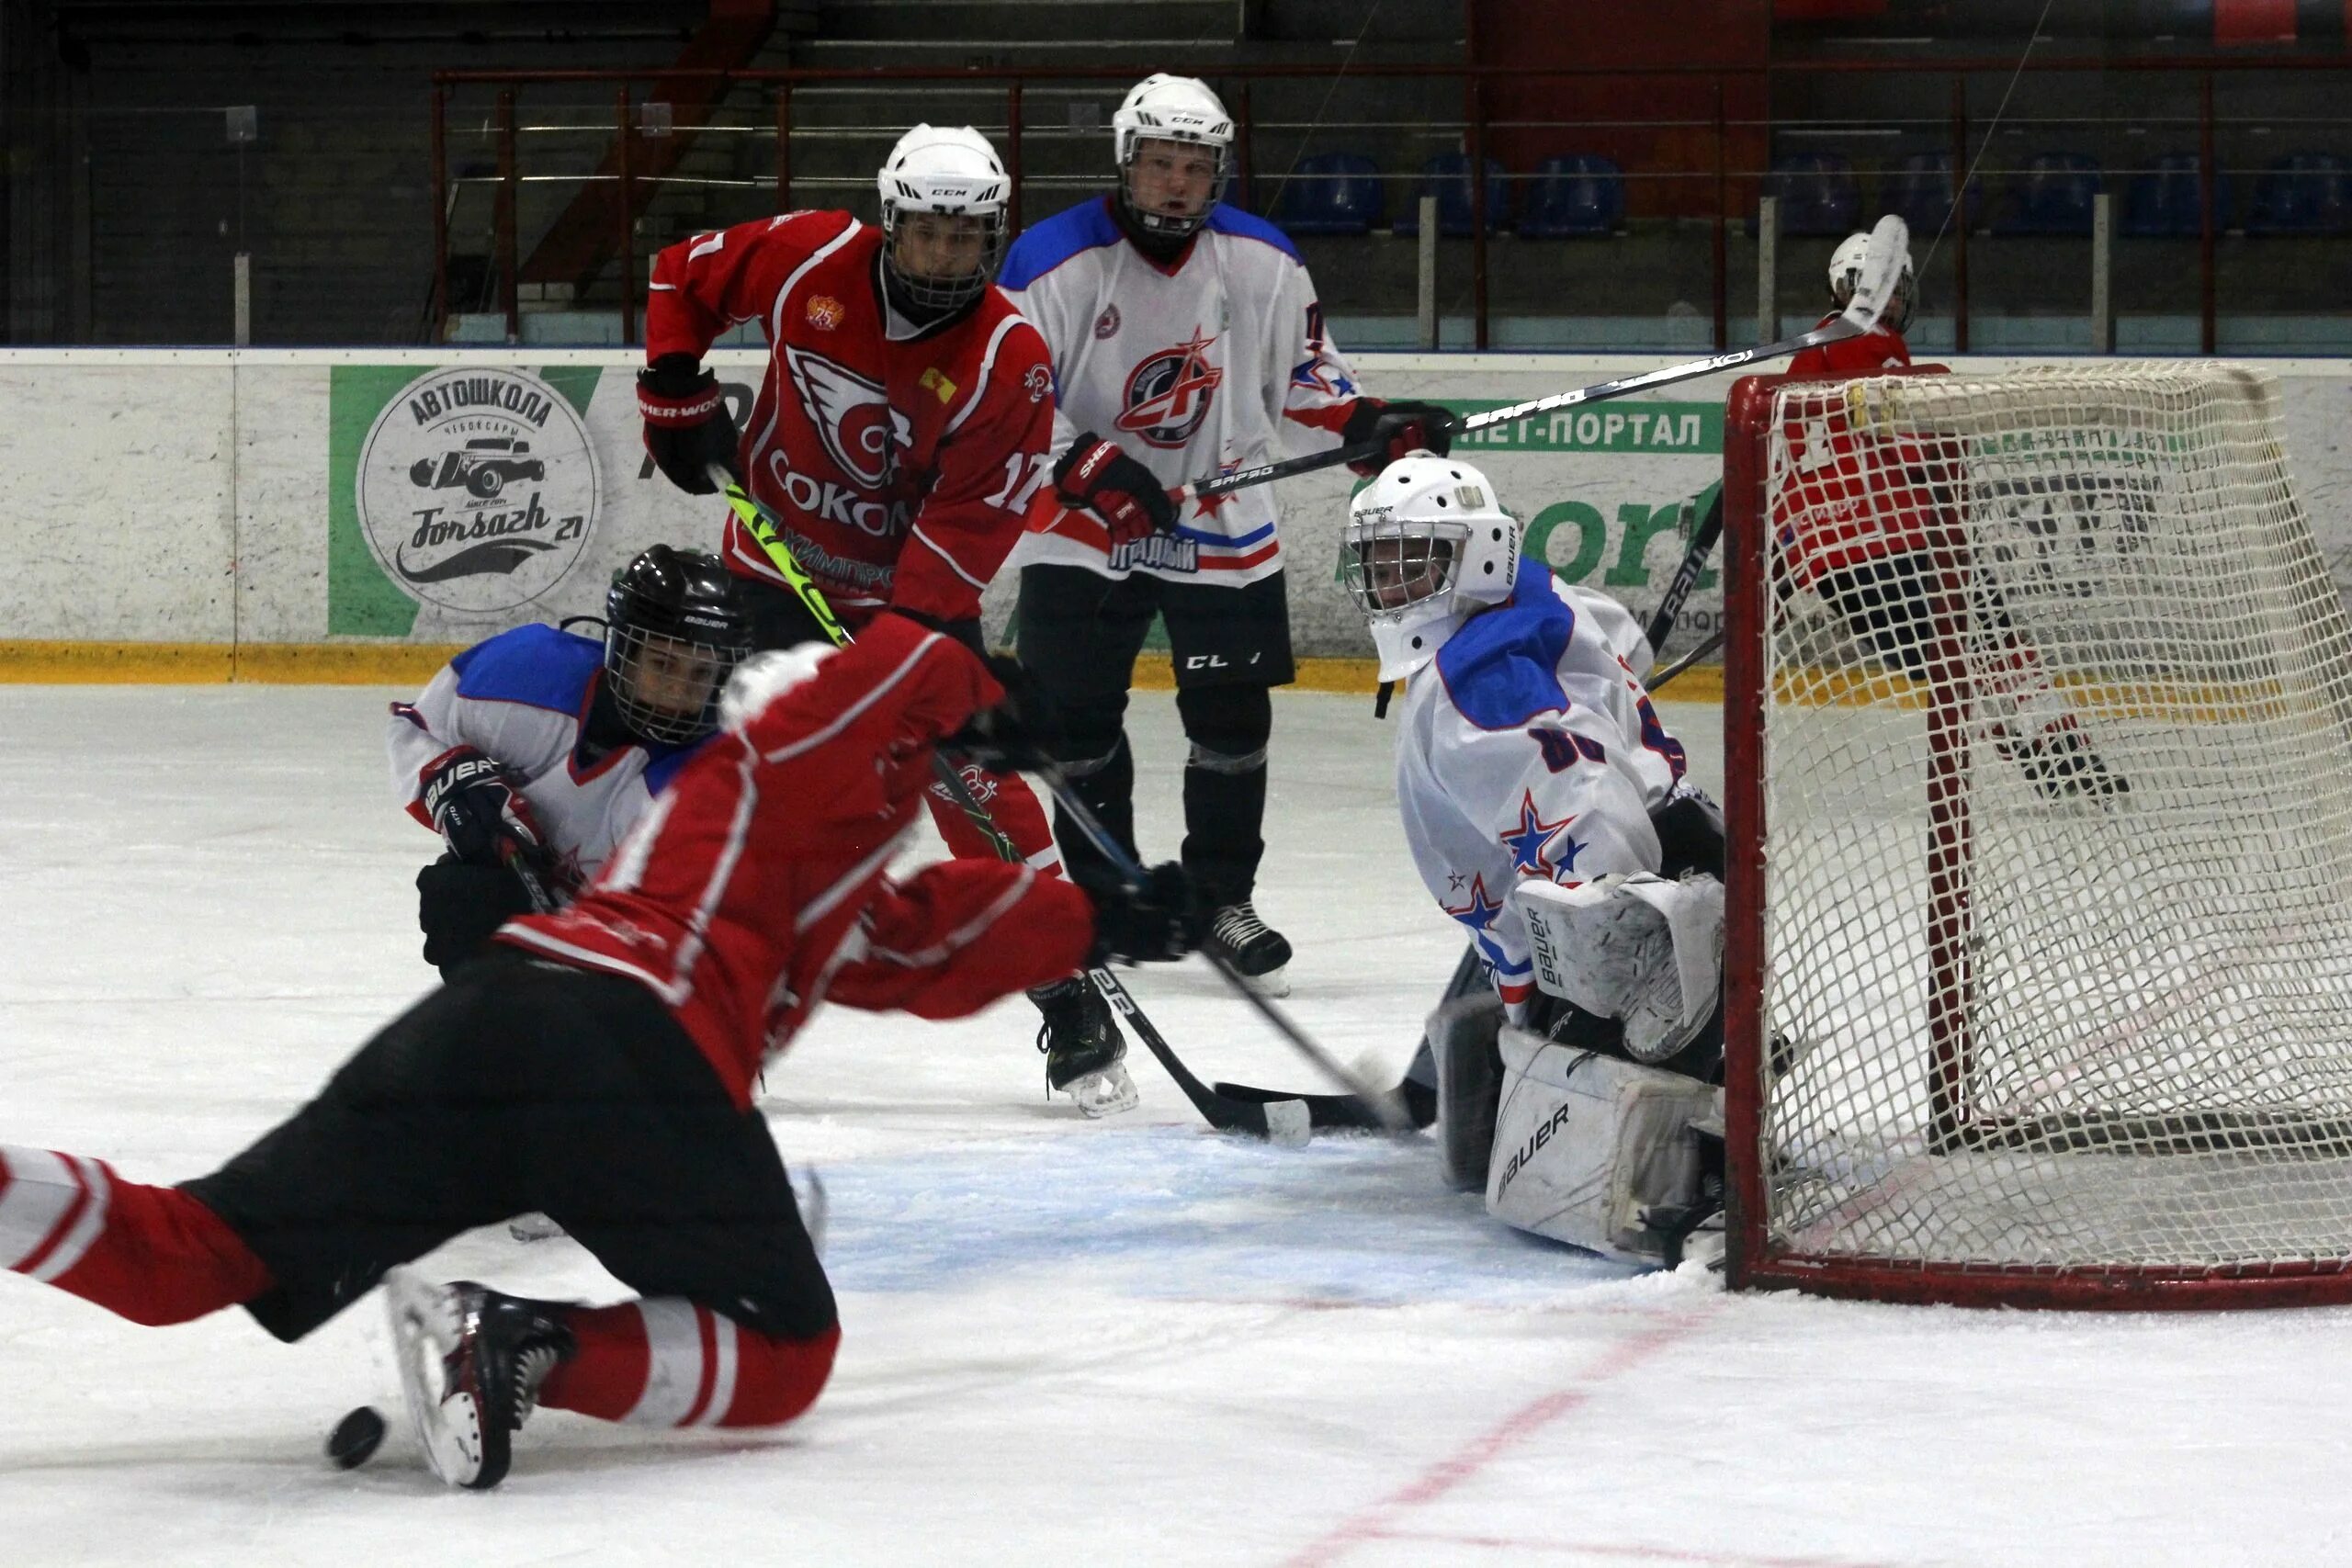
[{"left": 784, "top": 345, "right": 913, "bottom": 489}]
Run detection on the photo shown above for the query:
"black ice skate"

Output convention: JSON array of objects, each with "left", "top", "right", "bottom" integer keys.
[
  {"left": 1032, "top": 976, "right": 1138, "bottom": 1118},
  {"left": 1209, "top": 899, "right": 1293, "bottom": 998},
  {"left": 386, "top": 1269, "right": 577, "bottom": 1490},
  {"left": 1994, "top": 723, "right": 2130, "bottom": 802}
]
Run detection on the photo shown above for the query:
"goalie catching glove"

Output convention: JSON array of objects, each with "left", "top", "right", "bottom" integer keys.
[
  {"left": 1340, "top": 398, "right": 1458, "bottom": 477},
  {"left": 1053, "top": 432, "right": 1179, "bottom": 546},
  {"left": 420, "top": 746, "right": 550, "bottom": 874},
  {"left": 638, "top": 353, "right": 741, "bottom": 496}
]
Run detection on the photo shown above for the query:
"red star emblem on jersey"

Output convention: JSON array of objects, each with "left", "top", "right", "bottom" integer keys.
[
  {"left": 1192, "top": 458, "right": 1241, "bottom": 521},
  {"left": 1498, "top": 790, "right": 1584, "bottom": 883}
]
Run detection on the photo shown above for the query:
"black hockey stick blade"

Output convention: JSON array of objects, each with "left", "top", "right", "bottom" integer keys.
[{"left": 1212, "top": 1077, "right": 1439, "bottom": 1131}]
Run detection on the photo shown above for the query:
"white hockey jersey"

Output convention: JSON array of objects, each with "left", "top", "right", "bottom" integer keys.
[
  {"left": 388, "top": 624, "right": 709, "bottom": 891},
  {"left": 1394, "top": 566, "right": 1691, "bottom": 1020},
  {"left": 996, "top": 197, "right": 1367, "bottom": 586}
]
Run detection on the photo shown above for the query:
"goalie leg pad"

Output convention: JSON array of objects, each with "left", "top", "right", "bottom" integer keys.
[
  {"left": 1429, "top": 992, "right": 1507, "bottom": 1192},
  {"left": 1513, "top": 872, "right": 1724, "bottom": 1066},
  {"left": 1486, "top": 1028, "right": 1724, "bottom": 1263}
]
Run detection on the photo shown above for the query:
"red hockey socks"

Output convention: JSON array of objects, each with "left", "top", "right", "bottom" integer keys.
[
  {"left": 538, "top": 1299, "right": 840, "bottom": 1429},
  {"left": 0, "top": 1145, "right": 271, "bottom": 1326}
]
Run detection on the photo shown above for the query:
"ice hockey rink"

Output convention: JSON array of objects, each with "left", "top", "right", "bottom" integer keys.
[{"left": 4, "top": 682, "right": 2346, "bottom": 1568}]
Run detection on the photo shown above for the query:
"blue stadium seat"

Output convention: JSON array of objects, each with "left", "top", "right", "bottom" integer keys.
[
  {"left": 1266, "top": 152, "right": 1385, "bottom": 236},
  {"left": 1992, "top": 152, "right": 2102, "bottom": 236},
  {"left": 2245, "top": 152, "right": 2352, "bottom": 236},
  {"left": 1761, "top": 152, "right": 1861, "bottom": 238},
  {"left": 1518, "top": 154, "right": 1625, "bottom": 238},
  {"left": 1392, "top": 154, "right": 1509, "bottom": 237},
  {"left": 2122, "top": 153, "right": 2228, "bottom": 238},
  {"left": 1881, "top": 152, "right": 1983, "bottom": 237}
]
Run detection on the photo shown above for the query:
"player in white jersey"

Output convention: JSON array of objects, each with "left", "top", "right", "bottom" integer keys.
[
  {"left": 1342, "top": 455, "right": 1730, "bottom": 1259},
  {"left": 997, "top": 73, "right": 1453, "bottom": 996},
  {"left": 389, "top": 546, "right": 752, "bottom": 978}
]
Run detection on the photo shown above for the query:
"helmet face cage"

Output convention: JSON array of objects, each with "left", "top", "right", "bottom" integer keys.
[
  {"left": 1342, "top": 509, "right": 1470, "bottom": 623},
  {"left": 881, "top": 201, "right": 1008, "bottom": 314},
  {"left": 604, "top": 621, "right": 748, "bottom": 747},
  {"left": 1117, "top": 131, "right": 1231, "bottom": 239}
]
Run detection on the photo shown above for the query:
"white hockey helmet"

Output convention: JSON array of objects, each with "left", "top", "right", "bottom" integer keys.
[
  {"left": 1112, "top": 73, "right": 1234, "bottom": 239},
  {"left": 876, "top": 123, "right": 1011, "bottom": 314},
  {"left": 1342, "top": 453, "right": 1521, "bottom": 682},
  {"left": 1828, "top": 228, "right": 1915, "bottom": 333}
]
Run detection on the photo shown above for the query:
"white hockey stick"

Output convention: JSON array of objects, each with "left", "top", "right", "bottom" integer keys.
[{"left": 1174, "top": 213, "right": 1912, "bottom": 506}]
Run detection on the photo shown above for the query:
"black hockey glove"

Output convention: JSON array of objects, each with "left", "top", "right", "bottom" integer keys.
[
  {"left": 638, "top": 353, "right": 741, "bottom": 496},
  {"left": 1087, "top": 861, "right": 1204, "bottom": 966},
  {"left": 416, "top": 855, "right": 539, "bottom": 979},
  {"left": 941, "top": 655, "right": 1061, "bottom": 774},
  {"left": 1340, "top": 398, "right": 1459, "bottom": 477},
  {"left": 1053, "top": 433, "right": 1179, "bottom": 547},
  {"left": 421, "top": 746, "right": 549, "bottom": 872}
]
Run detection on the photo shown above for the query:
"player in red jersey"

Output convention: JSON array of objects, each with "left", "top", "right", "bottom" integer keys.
[
  {"left": 0, "top": 616, "right": 1200, "bottom": 1490},
  {"left": 636, "top": 123, "right": 1159, "bottom": 1114},
  {"left": 1775, "top": 232, "right": 2123, "bottom": 798}
]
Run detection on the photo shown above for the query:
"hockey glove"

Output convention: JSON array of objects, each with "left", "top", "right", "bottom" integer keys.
[
  {"left": 1340, "top": 398, "right": 1459, "bottom": 477},
  {"left": 416, "top": 855, "right": 539, "bottom": 979},
  {"left": 1087, "top": 861, "right": 1204, "bottom": 966},
  {"left": 638, "top": 353, "right": 741, "bottom": 496},
  {"left": 941, "top": 655, "right": 1062, "bottom": 774},
  {"left": 420, "top": 747, "right": 549, "bottom": 872},
  {"left": 1052, "top": 433, "right": 1179, "bottom": 547}
]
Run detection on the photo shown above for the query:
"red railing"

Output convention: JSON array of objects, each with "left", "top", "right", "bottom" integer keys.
[{"left": 429, "top": 55, "right": 2352, "bottom": 353}]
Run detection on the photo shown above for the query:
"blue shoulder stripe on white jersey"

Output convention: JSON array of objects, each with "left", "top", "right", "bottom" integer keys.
[
  {"left": 1431, "top": 563, "right": 1577, "bottom": 732},
  {"left": 449, "top": 623, "right": 605, "bottom": 715},
  {"left": 997, "top": 197, "right": 1123, "bottom": 290},
  {"left": 1204, "top": 204, "right": 1303, "bottom": 262}
]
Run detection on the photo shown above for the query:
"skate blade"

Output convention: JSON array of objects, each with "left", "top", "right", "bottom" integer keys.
[
  {"left": 1063, "top": 1061, "right": 1141, "bottom": 1118},
  {"left": 1238, "top": 963, "right": 1291, "bottom": 999},
  {"left": 384, "top": 1269, "right": 486, "bottom": 1488}
]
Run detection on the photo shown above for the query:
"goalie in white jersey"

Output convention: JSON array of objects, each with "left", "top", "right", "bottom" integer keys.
[
  {"left": 997, "top": 73, "right": 1453, "bottom": 995},
  {"left": 1343, "top": 455, "right": 1730, "bottom": 1262}
]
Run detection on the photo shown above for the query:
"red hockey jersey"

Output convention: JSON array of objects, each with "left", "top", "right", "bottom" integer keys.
[
  {"left": 1773, "top": 319, "right": 1947, "bottom": 587},
  {"left": 646, "top": 210, "right": 1057, "bottom": 626},
  {"left": 496, "top": 615, "right": 1096, "bottom": 1108}
]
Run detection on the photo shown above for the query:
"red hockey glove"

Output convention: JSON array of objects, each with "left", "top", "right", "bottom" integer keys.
[
  {"left": 1052, "top": 433, "right": 1179, "bottom": 547},
  {"left": 1340, "top": 398, "right": 1459, "bottom": 477},
  {"left": 638, "top": 354, "right": 741, "bottom": 496},
  {"left": 420, "top": 747, "right": 549, "bottom": 872}
]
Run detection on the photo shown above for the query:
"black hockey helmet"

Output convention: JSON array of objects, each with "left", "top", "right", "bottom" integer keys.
[{"left": 602, "top": 545, "right": 755, "bottom": 746}]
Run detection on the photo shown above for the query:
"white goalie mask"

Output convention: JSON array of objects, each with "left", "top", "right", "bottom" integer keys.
[
  {"left": 876, "top": 123, "right": 1011, "bottom": 314},
  {"left": 1828, "top": 228, "right": 1915, "bottom": 333},
  {"left": 1112, "top": 73, "right": 1234, "bottom": 239},
  {"left": 1341, "top": 454, "right": 1521, "bottom": 682}
]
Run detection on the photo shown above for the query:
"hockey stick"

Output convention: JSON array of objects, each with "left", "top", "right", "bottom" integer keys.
[
  {"left": 1645, "top": 626, "right": 1725, "bottom": 697},
  {"left": 1024, "top": 757, "right": 1416, "bottom": 1133},
  {"left": 1643, "top": 489, "right": 1724, "bottom": 660},
  {"left": 705, "top": 468, "right": 1305, "bottom": 1135},
  {"left": 1169, "top": 213, "right": 1912, "bottom": 508}
]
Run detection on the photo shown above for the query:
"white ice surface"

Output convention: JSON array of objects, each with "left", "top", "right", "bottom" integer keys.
[{"left": 3, "top": 686, "right": 2348, "bottom": 1567}]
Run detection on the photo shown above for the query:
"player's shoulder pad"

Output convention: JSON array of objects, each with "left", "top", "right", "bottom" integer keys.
[
  {"left": 447, "top": 623, "right": 605, "bottom": 714},
  {"left": 1432, "top": 564, "right": 1577, "bottom": 732},
  {"left": 998, "top": 197, "right": 1123, "bottom": 291},
  {"left": 1204, "top": 205, "right": 1304, "bottom": 264}
]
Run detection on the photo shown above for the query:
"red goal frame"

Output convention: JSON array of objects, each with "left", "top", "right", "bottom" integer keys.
[{"left": 1716, "top": 369, "right": 2352, "bottom": 1310}]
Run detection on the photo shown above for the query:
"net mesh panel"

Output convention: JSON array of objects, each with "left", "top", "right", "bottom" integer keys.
[{"left": 1747, "top": 363, "right": 2352, "bottom": 1282}]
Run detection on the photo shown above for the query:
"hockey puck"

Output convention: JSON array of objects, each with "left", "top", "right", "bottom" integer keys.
[
  {"left": 1261, "top": 1098, "right": 1312, "bottom": 1147},
  {"left": 326, "top": 1404, "right": 388, "bottom": 1470}
]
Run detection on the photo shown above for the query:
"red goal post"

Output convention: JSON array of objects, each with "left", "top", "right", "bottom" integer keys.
[{"left": 1718, "top": 363, "right": 2352, "bottom": 1309}]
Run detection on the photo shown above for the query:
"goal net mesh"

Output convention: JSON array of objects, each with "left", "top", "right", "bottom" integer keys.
[{"left": 1742, "top": 363, "right": 2352, "bottom": 1291}]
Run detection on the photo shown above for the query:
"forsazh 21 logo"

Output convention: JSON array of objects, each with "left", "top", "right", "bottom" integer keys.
[
  {"left": 1114, "top": 327, "right": 1223, "bottom": 449},
  {"left": 785, "top": 345, "right": 914, "bottom": 488},
  {"left": 356, "top": 367, "right": 597, "bottom": 614}
]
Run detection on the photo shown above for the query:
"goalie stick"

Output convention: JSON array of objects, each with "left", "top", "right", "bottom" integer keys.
[
  {"left": 1164, "top": 213, "right": 1912, "bottom": 509},
  {"left": 704, "top": 468, "right": 1310, "bottom": 1135}
]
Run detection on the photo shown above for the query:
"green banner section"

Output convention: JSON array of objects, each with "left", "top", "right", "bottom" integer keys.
[
  {"left": 1523, "top": 479, "right": 1722, "bottom": 590},
  {"left": 327, "top": 364, "right": 424, "bottom": 637},
  {"left": 1445, "top": 399, "right": 1723, "bottom": 455}
]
